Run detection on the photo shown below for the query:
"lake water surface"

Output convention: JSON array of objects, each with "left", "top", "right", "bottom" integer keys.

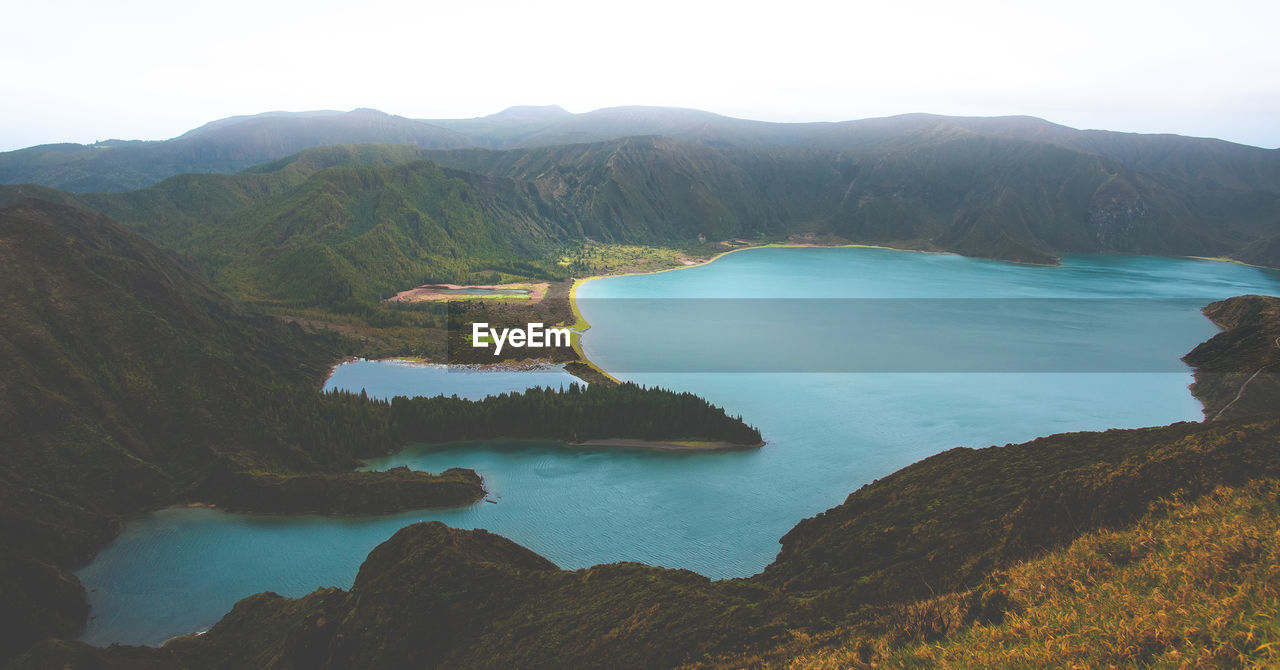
[{"left": 77, "top": 248, "right": 1280, "bottom": 646}]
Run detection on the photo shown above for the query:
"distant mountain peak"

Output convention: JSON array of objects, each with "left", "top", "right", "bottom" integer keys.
[
  {"left": 348, "top": 107, "right": 394, "bottom": 117},
  {"left": 488, "top": 105, "right": 572, "bottom": 121},
  {"left": 585, "top": 105, "right": 729, "bottom": 120},
  {"left": 177, "top": 110, "right": 345, "bottom": 139}
]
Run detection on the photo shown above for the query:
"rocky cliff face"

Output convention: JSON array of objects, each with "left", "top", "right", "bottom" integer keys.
[{"left": 1088, "top": 174, "right": 1149, "bottom": 246}]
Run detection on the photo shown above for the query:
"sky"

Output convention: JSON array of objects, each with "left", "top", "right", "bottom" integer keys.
[{"left": 2, "top": 0, "right": 1277, "bottom": 151}]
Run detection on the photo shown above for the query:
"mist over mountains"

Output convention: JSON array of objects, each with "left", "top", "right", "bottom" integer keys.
[
  {"left": 1, "top": 105, "right": 1277, "bottom": 274},
  {"left": 0, "top": 109, "right": 472, "bottom": 193}
]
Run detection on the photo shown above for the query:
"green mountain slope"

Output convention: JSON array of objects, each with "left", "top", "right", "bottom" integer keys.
[
  {"left": 422, "top": 107, "right": 1277, "bottom": 264},
  {"left": 0, "top": 198, "right": 486, "bottom": 660},
  {"left": 5, "top": 133, "right": 1273, "bottom": 315},
  {"left": 1, "top": 145, "right": 570, "bottom": 307},
  {"left": 0, "top": 198, "right": 337, "bottom": 659},
  {"left": 0, "top": 199, "right": 762, "bottom": 662},
  {"left": 229, "top": 160, "right": 571, "bottom": 304},
  {"left": 4, "top": 107, "right": 1277, "bottom": 271},
  {"left": 429, "top": 130, "right": 1275, "bottom": 264}
]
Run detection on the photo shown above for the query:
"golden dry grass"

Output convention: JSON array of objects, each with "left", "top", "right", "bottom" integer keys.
[{"left": 771, "top": 480, "right": 1280, "bottom": 669}]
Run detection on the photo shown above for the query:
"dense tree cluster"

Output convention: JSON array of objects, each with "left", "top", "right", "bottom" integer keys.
[{"left": 301, "top": 382, "right": 762, "bottom": 452}]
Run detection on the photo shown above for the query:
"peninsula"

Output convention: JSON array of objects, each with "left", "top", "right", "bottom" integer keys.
[{"left": 0, "top": 199, "right": 762, "bottom": 661}]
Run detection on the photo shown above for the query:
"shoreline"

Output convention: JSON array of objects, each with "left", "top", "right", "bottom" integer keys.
[
  {"left": 1188, "top": 255, "right": 1272, "bottom": 270},
  {"left": 565, "top": 243, "right": 1277, "bottom": 384},
  {"left": 566, "top": 240, "right": 956, "bottom": 383},
  {"left": 369, "top": 436, "right": 766, "bottom": 459},
  {"left": 565, "top": 438, "right": 764, "bottom": 452},
  {"left": 331, "top": 357, "right": 575, "bottom": 373},
  {"left": 567, "top": 279, "right": 623, "bottom": 384}
]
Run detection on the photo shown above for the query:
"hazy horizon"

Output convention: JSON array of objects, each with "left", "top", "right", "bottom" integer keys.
[
  {"left": 4, "top": 0, "right": 1277, "bottom": 151},
  {"left": 2, "top": 104, "right": 1278, "bottom": 153}
]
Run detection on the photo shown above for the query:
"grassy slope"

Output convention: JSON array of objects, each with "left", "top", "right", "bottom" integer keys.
[
  {"left": 428, "top": 129, "right": 1279, "bottom": 267},
  {"left": 3, "top": 145, "right": 576, "bottom": 309},
  {"left": 773, "top": 479, "right": 1280, "bottom": 668},
  {"left": 230, "top": 161, "right": 568, "bottom": 304}
]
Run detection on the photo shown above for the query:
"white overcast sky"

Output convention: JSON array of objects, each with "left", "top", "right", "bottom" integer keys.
[{"left": 2, "top": 0, "right": 1277, "bottom": 150}]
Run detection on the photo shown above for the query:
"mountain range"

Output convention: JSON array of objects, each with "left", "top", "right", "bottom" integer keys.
[
  {"left": 0, "top": 109, "right": 471, "bottom": 193},
  {"left": 1, "top": 106, "right": 1277, "bottom": 299}
]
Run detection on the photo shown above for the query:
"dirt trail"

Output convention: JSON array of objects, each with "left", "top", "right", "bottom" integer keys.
[{"left": 1212, "top": 335, "right": 1280, "bottom": 421}]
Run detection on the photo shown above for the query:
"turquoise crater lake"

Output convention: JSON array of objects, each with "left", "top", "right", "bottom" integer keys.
[{"left": 76, "top": 248, "right": 1280, "bottom": 647}]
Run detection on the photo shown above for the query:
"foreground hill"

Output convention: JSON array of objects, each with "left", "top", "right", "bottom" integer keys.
[
  {"left": 768, "top": 477, "right": 1280, "bottom": 668},
  {"left": 0, "top": 110, "right": 474, "bottom": 192},
  {"left": 16, "top": 296, "right": 1280, "bottom": 669},
  {"left": 0, "top": 198, "right": 481, "bottom": 660},
  {"left": 0, "top": 200, "right": 758, "bottom": 663}
]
